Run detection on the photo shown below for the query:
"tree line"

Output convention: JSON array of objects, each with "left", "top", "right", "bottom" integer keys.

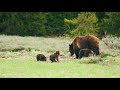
[{"left": 0, "top": 12, "right": 120, "bottom": 37}]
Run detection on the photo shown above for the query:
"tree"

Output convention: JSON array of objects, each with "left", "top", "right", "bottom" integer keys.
[
  {"left": 0, "top": 12, "right": 47, "bottom": 36},
  {"left": 45, "top": 12, "right": 79, "bottom": 36},
  {"left": 0, "top": 12, "right": 81, "bottom": 36},
  {"left": 64, "top": 12, "right": 99, "bottom": 37},
  {"left": 96, "top": 12, "right": 106, "bottom": 23},
  {"left": 100, "top": 12, "right": 120, "bottom": 36}
]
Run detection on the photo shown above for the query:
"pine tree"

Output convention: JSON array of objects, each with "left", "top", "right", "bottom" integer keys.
[
  {"left": 64, "top": 12, "right": 99, "bottom": 37},
  {"left": 0, "top": 12, "right": 47, "bottom": 36},
  {"left": 100, "top": 12, "right": 120, "bottom": 36}
]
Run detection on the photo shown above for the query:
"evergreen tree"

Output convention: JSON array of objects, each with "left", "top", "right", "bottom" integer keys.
[
  {"left": 100, "top": 12, "right": 120, "bottom": 36},
  {"left": 64, "top": 12, "right": 99, "bottom": 37},
  {"left": 0, "top": 12, "right": 47, "bottom": 36},
  {"left": 96, "top": 12, "right": 106, "bottom": 22},
  {"left": 45, "top": 12, "right": 79, "bottom": 36}
]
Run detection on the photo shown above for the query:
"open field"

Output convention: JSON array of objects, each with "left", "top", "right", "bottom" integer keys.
[{"left": 0, "top": 35, "right": 120, "bottom": 78}]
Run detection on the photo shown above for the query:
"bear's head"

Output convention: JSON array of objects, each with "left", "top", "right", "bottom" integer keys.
[
  {"left": 56, "top": 51, "right": 60, "bottom": 56},
  {"left": 69, "top": 44, "right": 74, "bottom": 56}
]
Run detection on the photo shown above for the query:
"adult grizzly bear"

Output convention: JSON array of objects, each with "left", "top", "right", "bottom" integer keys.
[
  {"left": 36, "top": 54, "right": 47, "bottom": 61},
  {"left": 69, "top": 35, "right": 100, "bottom": 59},
  {"left": 78, "top": 48, "right": 94, "bottom": 58}
]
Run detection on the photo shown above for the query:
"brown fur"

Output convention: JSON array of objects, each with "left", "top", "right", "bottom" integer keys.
[
  {"left": 69, "top": 35, "right": 100, "bottom": 59},
  {"left": 50, "top": 51, "right": 60, "bottom": 62},
  {"left": 36, "top": 54, "right": 47, "bottom": 61},
  {"left": 78, "top": 48, "right": 94, "bottom": 58}
]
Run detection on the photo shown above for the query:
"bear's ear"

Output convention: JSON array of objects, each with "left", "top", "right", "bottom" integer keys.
[{"left": 69, "top": 44, "right": 71, "bottom": 46}]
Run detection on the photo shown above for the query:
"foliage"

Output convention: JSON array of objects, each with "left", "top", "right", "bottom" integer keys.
[
  {"left": 96, "top": 12, "right": 107, "bottom": 22},
  {"left": 45, "top": 12, "right": 78, "bottom": 36},
  {"left": 99, "top": 12, "right": 120, "bottom": 36},
  {"left": 0, "top": 12, "right": 120, "bottom": 37},
  {"left": 0, "top": 12, "right": 79, "bottom": 36},
  {"left": 0, "top": 12, "right": 47, "bottom": 36},
  {"left": 64, "top": 12, "right": 99, "bottom": 37}
]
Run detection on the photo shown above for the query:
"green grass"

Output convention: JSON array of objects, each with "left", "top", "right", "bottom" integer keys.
[
  {"left": 1, "top": 59, "right": 120, "bottom": 78},
  {"left": 0, "top": 35, "right": 120, "bottom": 78}
]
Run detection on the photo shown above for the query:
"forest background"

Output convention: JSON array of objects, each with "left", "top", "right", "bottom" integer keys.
[{"left": 0, "top": 12, "right": 119, "bottom": 37}]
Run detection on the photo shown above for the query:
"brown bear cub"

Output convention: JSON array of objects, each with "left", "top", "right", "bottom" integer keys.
[
  {"left": 50, "top": 51, "right": 60, "bottom": 62},
  {"left": 36, "top": 54, "right": 47, "bottom": 61},
  {"left": 78, "top": 48, "right": 94, "bottom": 59}
]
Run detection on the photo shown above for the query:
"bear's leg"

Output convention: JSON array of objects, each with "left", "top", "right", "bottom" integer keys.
[
  {"left": 90, "top": 47, "right": 100, "bottom": 55},
  {"left": 78, "top": 50, "right": 84, "bottom": 59},
  {"left": 74, "top": 48, "right": 80, "bottom": 59}
]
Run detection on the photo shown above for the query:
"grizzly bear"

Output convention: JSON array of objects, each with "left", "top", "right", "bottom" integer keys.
[
  {"left": 98, "top": 30, "right": 107, "bottom": 40},
  {"left": 69, "top": 35, "right": 100, "bottom": 59},
  {"left": 78, "top": 48, "right": 94, "bottom": 59},
  {"left": 36, "top": 54, "right": 47, "bottom": 61},
  {"left": 50, "top": 51, "right": 60, "bottom": 62}
]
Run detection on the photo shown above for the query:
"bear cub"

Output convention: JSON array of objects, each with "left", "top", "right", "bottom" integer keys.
[
  {"left": 36, "top": 54, "right": 47, "bottom": 61},
  {"left": 50, "top": 51, "right": 60, "bottom": 62},
  {"left": 78, "top": 48, "right": 94, "bottom": 59}
]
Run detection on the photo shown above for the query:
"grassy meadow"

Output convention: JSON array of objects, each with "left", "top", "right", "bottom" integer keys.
[{"left": 0, "top": 35, "right": 120, "bottom": 78}]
